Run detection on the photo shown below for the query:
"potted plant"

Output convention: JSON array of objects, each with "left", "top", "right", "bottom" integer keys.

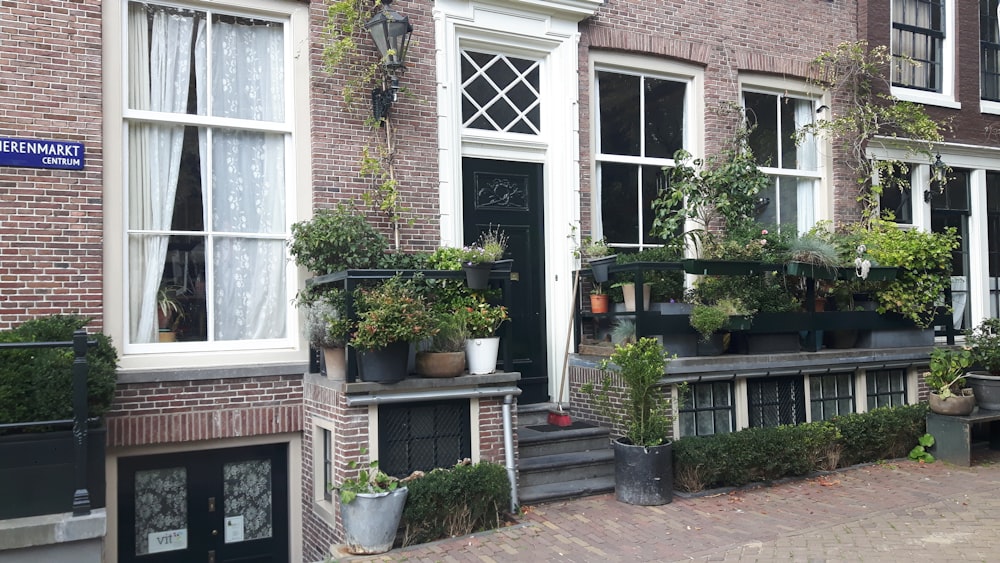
[
  {"left": 785, "top": 234, "right": 840, "bottom": 280},
  {"left": 288, "top": 204, "right": 389, "bottom": 275},
  {"left": 156, "top": 284, "right": 185, "bottom": 342},
  {"left": 612, "top": 281, "right": 651, "bottom": 313},
  {"left": 303, "top": 287, "right": 353, "bottom": 381},
  {"left": 590, "top": 283, "right": 610, "bottom": 314},
  {"left": 964, "top": 318, "right": 1000, "bottom": 410},
  {"left": 576, "top": 235, "right": 616, "bottom": 284},
  {"left": 336, "top": 456, "right": 409, "bottom": 555},
  {"left": 460, "top": 227, "right": 508, "bottom": 289},
  {"left": 351, "top": 276, "right": 437, "bottom": 383},
  {"left": 458, "top": 296, "right": 509, "bottom": 375},
  {"left": 583, "top": 337, "right": 680, "bottom": 505},
  {"left": 924, "top": 348, "right": 975, "bottom": 415},
  {"left": 415, "top": 313, "right": 468, "bottom": 378}
]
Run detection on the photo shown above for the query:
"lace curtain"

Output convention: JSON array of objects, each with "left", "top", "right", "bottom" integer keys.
[
  {"left": 195, "top": 20, "right": 286, "bottom": 340},
  {"left": 794, "top": 99, "right": 816, "bottom": 234},
  {"left": 127, "top": 5, "right": 195, "bottom": 343}
]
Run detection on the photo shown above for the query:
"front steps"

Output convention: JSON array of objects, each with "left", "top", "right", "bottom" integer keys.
[{"left": 516, "top": 403, "right": 614, "bottom": 505}]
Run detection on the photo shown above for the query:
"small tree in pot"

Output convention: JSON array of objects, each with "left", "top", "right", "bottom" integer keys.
[{"left": 583, "top": 337, "right": 683, "bottom": 505}]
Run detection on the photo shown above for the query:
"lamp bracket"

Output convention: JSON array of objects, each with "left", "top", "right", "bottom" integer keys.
[{"left": 372, "top": 87, "right": 394, "bottom": 124}]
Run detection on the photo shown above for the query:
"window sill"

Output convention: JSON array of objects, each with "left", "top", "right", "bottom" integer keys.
[
  {"left": 890, "top": 87, "right": 961, "bottom": 110},
  {"left": 981, "top": 100, "right": 1000, "bottom": 115},
  {"left": 117, "top": 362, "right": 308, "bottom": 384}
]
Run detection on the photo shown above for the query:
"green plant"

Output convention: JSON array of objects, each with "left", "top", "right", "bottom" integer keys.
[
  {"left": 0, "top": 315, "right": 119, "bottom": 429},
  {"left": 423, "top": 314, "right": 468, "bottom": 353},
  {"left": 289, "top": 204, "right": 388, "bottom": 274},
  {"left": 610, "top": 319, "right": 636, "bottom": 345},
  {"left": 788, "top": 234, "right": 840, "bottom": 269},
  {"left": 304, "top": 288, "right": 353, "bottom": 348},
  {"left": 584, "top": 338, "right": 679, "bottom": 446},
  {"left": 651, "top": 104, "right": 771, "bottom": 252},
  {"left": 427, "top": 246, "right": 468, "bottom": 271},
  {"left": 590, "top": 283, "right": 605, "bottom": 296},
  {"left": 908, "top": 433, "right": 936, "bottom": 463},
  {"left": 861, "top": 218, "right": 960, "bottom": 327},
  {"left": 689, "top": 303, "right": 730, "bottom": 342},
  {"left": 156, "top": 284, "right": 186, "bottom": 330},
  {"left": 401, "top": 461, "right": 510, "bottom": 547},
  {"left": 966, "top": 318, "right": 1000, "bottom": 375},
  {"left": 461, "top": 227, "right": 508, "bottom": 264},
  {"left": 830, "top": 403, "right": 928, "bottom": 466},
  {"left": 612, "top": 247, "right": 684, "bottom": 302},
  {"left": 351, "top": 276, "right": 437, "bottom": 351},
  {"left": 576, "top": 235, "right": 612, "bottom": 260},
  {"left": 336, "top": 456, "right": 401, "bottom": 505},
  {"left": 799, "top": 41, "right": 948, "bottom": 223},
  {"left": 458, "top": 296, "right": 509, "bottom": 338},
  {"left": 924, "top": 348, "right": 973, "bottom": 398}
]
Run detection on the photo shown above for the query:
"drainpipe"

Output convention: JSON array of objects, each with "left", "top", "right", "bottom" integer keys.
[{"left": 503, "top": 393, "right": 518, "bottom": 513}]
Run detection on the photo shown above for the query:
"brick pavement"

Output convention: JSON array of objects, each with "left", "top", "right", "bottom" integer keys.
[{"left": 334, "top": 449, "right": 1000, "bottom": 562}]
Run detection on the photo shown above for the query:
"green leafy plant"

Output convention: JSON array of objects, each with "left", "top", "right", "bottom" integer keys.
[
  {"left": 351, "top": 276, "right": 437, "bottom": 351},
  {"left": 688, "top": 299, "right": 751, "bottom": 341},
  {"left": 304, "top": 288, "right": 353, "bottom": 348},
  {"left": 584, "top": 338, "right": 680, "bottom": 447},
  {"left": 908, "top": 433, "right": 935, "bottom": 463},
  {"left": 924, "top": 348, "right": 973, "bottom": 398},
  {"left": 336, "top": 456, "right": 401, "bottom": 505},
  {"left": 861, "top": 218, "right": 960, "bottom": 327},
  {"left": 0, "top": 315, "right": 119, "bottom": 429},
  {"left": 612, "top": 247, "right": 684, "bottom": 303},
  {"left": 289, "top": 204, "right": 388, "bottom": 275},
  {"left": 576, "top": 235, "right": 612, "bottom": 260},
  {"left": 651, "top": 103, "right": 770, "bottom": 252},
  {"left": 788, "top": 234, "right": 840, "bottom": 269},
  {"left": 457, "top": 296, "right": 509, "bottom": 338},
  {"left": 462, "top": 227, "right": 508, "bottom": 264},
  {"left": 610, "top": 318, "right": 636, "bottom": 345},
  {"left": 422, "top": 313, "right": 468, "bottom": 353},
  {"left": 156, "top": 284, "right": 186, "bottom": 330},
  {"left": 966, "top": 318, "right": 1000, "bottom": 375},
  {"left": 401, "top": 461, "right": 510, "bottom": 547}
]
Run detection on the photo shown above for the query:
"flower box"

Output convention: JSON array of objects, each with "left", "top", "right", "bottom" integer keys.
[{"left": 681, "top": 259, "right": 779, "bottom": 276}]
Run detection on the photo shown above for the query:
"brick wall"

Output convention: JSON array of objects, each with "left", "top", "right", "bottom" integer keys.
[
  {"left": 300, "top": 377, "right": 515, "bottom": 561},
  {"left": 0, "top": 0, "right": 104, "bottom": 330},
  {"left": 105, "top": 375, "right": 304, "bottom": 447}
]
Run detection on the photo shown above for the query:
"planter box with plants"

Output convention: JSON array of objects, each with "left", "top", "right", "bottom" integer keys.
[
  {"left": 963, "top": 318, "right": 1000, "bottom": 411},
  {"left": 0, "top": 314, "right": 118, "bottom": 519}
]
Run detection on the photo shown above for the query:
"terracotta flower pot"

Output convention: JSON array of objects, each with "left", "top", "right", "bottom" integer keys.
[{"left": 590, "top": 293, "right": 609, "bottom": 314}]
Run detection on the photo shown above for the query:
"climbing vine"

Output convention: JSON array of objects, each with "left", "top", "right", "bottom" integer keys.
[{"left": 797, "top": 41, "right": 948, "bottom": 225}]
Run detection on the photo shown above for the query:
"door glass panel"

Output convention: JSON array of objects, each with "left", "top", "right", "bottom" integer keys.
[
  {"left": 223, "top": 459, "right": 273, "bottom": 543},
  {"left": 135, "top": 467, "right": 188, "bottom": 555}
]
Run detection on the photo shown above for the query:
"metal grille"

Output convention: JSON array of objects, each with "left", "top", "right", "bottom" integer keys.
[
  {"left": 747, "top": 376, "right": 806, "bottom": 428},
  {"left": 378, "top": 400, "right": 471, "bottom": 477},
  {"left": 867, "top": 369, "right": 907, "bottom": 410}
]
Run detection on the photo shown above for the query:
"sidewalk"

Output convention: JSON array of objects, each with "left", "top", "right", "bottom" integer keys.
[{"left": 338, "top": 449, "right": 1000, "bottom": 562}]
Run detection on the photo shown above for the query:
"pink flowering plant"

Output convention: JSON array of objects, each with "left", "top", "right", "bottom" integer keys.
[
  {"left": 458, "top": 296, "right": 509, "bottom": 338},
  {"left": 704, "top": 223, "right": 791, "bottom": 262}
]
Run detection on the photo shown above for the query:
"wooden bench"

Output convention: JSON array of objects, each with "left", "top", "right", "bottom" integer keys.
[{"left": 926, "top": 410, "right": 1000, "bottom": 466}]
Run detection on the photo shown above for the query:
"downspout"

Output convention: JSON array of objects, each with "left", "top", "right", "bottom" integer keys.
[{"left": 503, "top": 393, "right": 518, "bottom": 513}]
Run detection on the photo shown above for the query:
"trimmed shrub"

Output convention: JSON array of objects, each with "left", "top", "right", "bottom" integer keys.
[
  {"left": 401, "top": 461, "right": 510, "bottom": 546},
  {"left": 0, "top": 315, "right": 119, "bottom": 429},
  {"left": 830, "top": 403, "right": 928, "bottom": 466}
]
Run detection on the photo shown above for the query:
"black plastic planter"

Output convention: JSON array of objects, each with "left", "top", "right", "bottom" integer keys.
[
  {"left": 586, "top": 255, "right": 617, "bottom": 284},
  {"left": 356, "top": 341, "right": 410, "bottom": 383},
  {"left": 612, "top": 438, "right": 673, "bottom": 505}
]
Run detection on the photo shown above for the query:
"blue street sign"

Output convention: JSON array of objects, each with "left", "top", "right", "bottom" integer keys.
[{"left": 0, "top": 137, "right": 85, "bottom": 170}]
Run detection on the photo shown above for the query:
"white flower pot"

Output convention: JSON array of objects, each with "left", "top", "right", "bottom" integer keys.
[{"left": 465, "top": 337, "right": 500, "bottom": 374}]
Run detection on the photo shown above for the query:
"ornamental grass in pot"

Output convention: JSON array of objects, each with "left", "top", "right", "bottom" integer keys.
[{"left": 582, "top": 337, "right": 682, "bottom": 505}]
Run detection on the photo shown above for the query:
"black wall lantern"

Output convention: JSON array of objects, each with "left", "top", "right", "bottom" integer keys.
[
  {"left": 366, "top": 0, "right": 413, "bottom": 123},
  {"left": 926, "top": 153, "right": 946, "bottom": 203}
]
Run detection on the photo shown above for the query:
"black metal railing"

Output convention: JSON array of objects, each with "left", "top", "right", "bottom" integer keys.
[{"left": 0, "top": 329, "right": 96, "bottom": 516}]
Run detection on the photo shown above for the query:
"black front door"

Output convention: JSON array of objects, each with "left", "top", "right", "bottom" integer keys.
[
  {"left": 463, "top": 157, "right": 549, "bottom": 403},
  {"left": 118, "top": 443, "right": 289, "bottom": 563}
]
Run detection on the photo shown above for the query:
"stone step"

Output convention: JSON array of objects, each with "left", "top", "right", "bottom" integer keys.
[
  {"left": 518, "top": 449, "right": 614, "bottom": 488},
  {"left": 518, "top": 422, "right": 611, "bottom": 458},
  {"left": 518, "top": 476, "right": 615, "bottom": 506},
  {"left": 517, "top": 402, "right": 564, "bottom": 427}
]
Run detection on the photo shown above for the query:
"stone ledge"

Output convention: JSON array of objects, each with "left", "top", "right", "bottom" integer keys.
[{"left": 0, "top": 509, "right": 106, "bottom": 551}]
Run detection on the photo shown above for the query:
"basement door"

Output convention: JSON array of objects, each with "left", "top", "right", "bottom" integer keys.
[
  {"left": 463, "top": 157, "right": 549, "bottom": 403},
  {"left": 118, "top": 443, "right": 288, "bottom": 563}
]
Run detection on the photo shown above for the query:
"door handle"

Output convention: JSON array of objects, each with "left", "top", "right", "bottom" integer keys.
[{"left": 212, "top": 529, "right": 219, "bottom": 536}]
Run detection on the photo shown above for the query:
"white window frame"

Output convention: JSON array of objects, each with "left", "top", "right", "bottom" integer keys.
[
  {"left": 739, "top": 75, "right": 830, "bottom": 233},
  {"left": 590, "top": 52, "right": 704, "bottom": 250},
  {"left": 890, "top": 0, "right": 960, "bottom": 109},
  {"left": 103, "top": 0, "right": 311, "bottom": 370},
  {"left": 312, "top": 418, "right": 337, "bottom": 526},
  {"left": 982, "top": 0, "right": 1000, "bottom": 114}
]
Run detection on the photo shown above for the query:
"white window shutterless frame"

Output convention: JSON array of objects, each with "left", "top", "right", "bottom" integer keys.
[
  {"left": 891, "top": 0, "right": 960, "bottom": 109},
  {"left": 108, "top": 0, "right": 308, "bottom": 364}
]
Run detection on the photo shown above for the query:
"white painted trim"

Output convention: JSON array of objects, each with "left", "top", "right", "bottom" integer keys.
[
  {"left": 889, "top": 0, "right": 958, "bottom": 107},
  {"left": 980, "top": 99, "right": 1000, "bottom": 115},
  {"left": 471, "top": 398, "right": 482, "bottom": 462},
  {"left": 436, "top": 0, "right": 585, "bottom": 402}
]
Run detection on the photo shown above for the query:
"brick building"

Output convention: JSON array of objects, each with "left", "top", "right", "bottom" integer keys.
[{"left": 3, "top": 0, "right": 991, "bottom": 562}]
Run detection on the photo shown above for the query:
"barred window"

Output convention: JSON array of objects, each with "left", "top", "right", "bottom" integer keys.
[
  {"left": 810, "top": 373, "right": 855, "bottom": 421},
  {"left": 378, "top": 400, "right": 471, "bottom": 477},
  {"left": 867, "top": 369, "right": 908, "bottom": 409},
  {"left": 747, "top": 376, "right": 806, "bottom": 428},
  {"left": 679, "top": 382, "right": 735, "bottom": 437}
]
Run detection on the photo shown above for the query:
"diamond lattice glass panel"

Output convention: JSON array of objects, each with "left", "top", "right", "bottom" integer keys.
[
  {"left": 461, "top": 51, "right": 540, "bottom": 134},
  {"left": 223, "top": 459, "right": 273, "bottom": 543},
  {"left": 135, "top": 467, "right": 187, "bottom": 555}
]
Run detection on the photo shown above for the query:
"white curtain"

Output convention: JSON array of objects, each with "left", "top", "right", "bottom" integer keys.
[
  {"left": 128, "top": 5, "right": 195, "bottom": 343},
  {"left": 794, "top": 99, "right": 816, "bottom": 234},
  {"left": 196, "top": 20, "right": 286, "bottom": 340}
]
